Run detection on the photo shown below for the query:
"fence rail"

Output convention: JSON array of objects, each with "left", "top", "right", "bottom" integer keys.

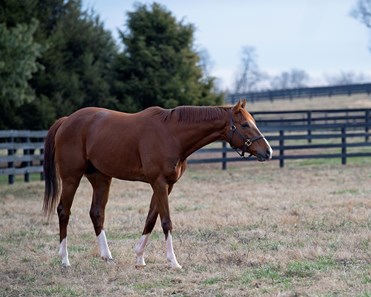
[
  {"left": 1, "top": 109, "right": 371, "bottom": 184},
  {"left": 0, "top": 130, "right": 47, "bottom": 184},
  {"left": 252, "top": 108, "right": 371, "bottom": 127},
  {"left": 227, "top": 82, "right": 371, "bottom": 104}
]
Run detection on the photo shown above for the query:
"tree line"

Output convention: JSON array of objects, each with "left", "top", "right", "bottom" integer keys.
[
  {"left": 1, "top": 0, "right": 370, "bottom": 129},
  {"left": 0, "top": 0, "right": 223, "bottom": 129}
]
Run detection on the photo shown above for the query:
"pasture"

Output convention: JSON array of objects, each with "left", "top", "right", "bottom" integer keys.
[
  {"left": 247, "top": 93, "right": 371, "bottom": 112},
  {"left": 1, "top": 162, "right": 370, "bottom": 296}
]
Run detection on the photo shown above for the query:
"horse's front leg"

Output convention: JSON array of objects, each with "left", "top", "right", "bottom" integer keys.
[{"left": 135, "top": 181, "right": 181, "bottom": 269}]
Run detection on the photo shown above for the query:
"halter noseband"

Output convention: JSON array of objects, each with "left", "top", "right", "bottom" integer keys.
[{"left": 228, "top": 118, "right": 265, "bottom": 158}]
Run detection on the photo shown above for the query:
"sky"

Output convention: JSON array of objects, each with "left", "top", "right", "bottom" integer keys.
[{"left": 83, "top": 0, "right": 371, "bottom": 90}]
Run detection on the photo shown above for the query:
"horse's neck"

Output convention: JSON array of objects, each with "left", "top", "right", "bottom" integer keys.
[{"left": 176, "top": 115, "right": 229, "bottom": 160}]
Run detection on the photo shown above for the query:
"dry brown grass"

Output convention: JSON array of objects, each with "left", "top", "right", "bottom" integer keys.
[
  {"left": 1, "top": 162, "right": 371, "bottom": 297},
  {"left": 247, "top": 93, "right": 371, "bottom": 112}
]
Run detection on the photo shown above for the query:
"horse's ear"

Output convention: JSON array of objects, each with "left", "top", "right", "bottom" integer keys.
[
  {"left": 241, "top": 98, "right": 247, "bottom": 109},
  {"left": 232, "top": 100, "right": 242, "bottom": 114},
  {"left": 232, "top": 99, "right": 247, "bottom": 114}
]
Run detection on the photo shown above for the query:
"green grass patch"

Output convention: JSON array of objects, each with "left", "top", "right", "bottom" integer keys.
[
  {"left": 33, "top": 285, "right": 81, "bottom": 297},
  {"left": 332, "top": 188, "right": 360, "bottom": 195},
  {"left": 202, "top": 276, "right": 223, "bottom": 285},
  {"left": 286, "top": 256, "right": 337, "bottom": 278},
  {"left": 0, "top": 245, "right": 7, "bottom": 256},
  {"left": 295, "top": 157, "right": 342, "bottom": 167},
  {"left": 241, "top": 257, "right": 337, "bottom": 287},
  {"left": 106, "top": 230, "right": 140, "bottom": 241},
  {"left": 68, "top": 245, "right": 89, "bottom": 253},
  {"left": 175, "top": 204, "right": 207, "bottom": 212},
  {"left": 133, "top": 277, "right": 175, "bottom": 291},
  {"left": 241, "top": 264, "right": 292, "bottom": 289}
]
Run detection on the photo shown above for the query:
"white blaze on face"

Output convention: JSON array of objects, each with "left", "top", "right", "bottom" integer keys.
[
  {"left": 249, "top": 119, "right": 273, "bottom": 159},
  {"left": 59, "top": 238, "right": 70, "bottom": 267},
  {"left": 97, "top": 230, "right": 113, "bottom": 260},
  {"left": 263, "top": 137, "right": 273, "bottom": 159}
]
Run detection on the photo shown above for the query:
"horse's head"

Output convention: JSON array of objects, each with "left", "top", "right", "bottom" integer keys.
[{"left": 228, "top": 99, "right": 273, "bottom": 161}]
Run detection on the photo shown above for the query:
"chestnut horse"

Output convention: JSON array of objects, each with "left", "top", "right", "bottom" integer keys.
[{"left": 43, "top": 99, "right": 272, "bottom": 268}]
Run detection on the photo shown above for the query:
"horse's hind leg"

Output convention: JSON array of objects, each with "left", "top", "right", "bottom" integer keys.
[
  {"left": 135, "top": 194, "right": 158, "bottom": 267},
  {"left": 85, "top": 169, "right": 113, "bottom": 262},
  {"left": 58, "top": 177, "right": 82, "bottom": 267}
]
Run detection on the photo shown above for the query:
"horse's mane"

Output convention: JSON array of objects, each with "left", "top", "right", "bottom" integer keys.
[{"left": 152, "top": 106, "right": 230, "bottom": 123}]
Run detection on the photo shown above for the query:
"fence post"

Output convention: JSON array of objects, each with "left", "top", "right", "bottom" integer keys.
[
  {"left": 222, "top": 141, "right": 227, "bottom": 170},
  {"left": 365, "top": 110, "right": 370, "bottom": 142},
  {"left": 341, "top": 127, "right": 346, "bottom": 165},
  {"left": 23, "top": 137, "right": 30, "bottom": 182},
  {"left": 279, "top": 130, "right": 284, "bottom": 168},
  {"left": 307, "top": 111, "right": 312, "bottom": 143},
  {"left": 7, "top": 137, "right": 15, "bottom": 185}
]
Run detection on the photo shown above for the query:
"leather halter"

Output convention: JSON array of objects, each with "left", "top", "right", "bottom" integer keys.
[{"left": 228, "top": 118, "right": 265, "bottom": 158}]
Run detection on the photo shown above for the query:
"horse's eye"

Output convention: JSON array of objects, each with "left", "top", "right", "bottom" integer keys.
[{"left": 241, "top": 122, "right": 250, "bottom": 128}]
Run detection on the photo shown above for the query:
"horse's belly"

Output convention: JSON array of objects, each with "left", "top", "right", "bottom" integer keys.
[{"left": 91, "top": 153, "right": 148, "bottom": 182}]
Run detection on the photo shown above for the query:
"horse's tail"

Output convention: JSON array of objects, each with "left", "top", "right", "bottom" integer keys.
[{"left": 43, "top": 117, "right": 67, "bottom": 219}]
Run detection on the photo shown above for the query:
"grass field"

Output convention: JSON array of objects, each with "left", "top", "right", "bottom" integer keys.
[
  {"left": 247, "top": 93, "right": 371, "bottom": 112},
  {"left": 1, "top": 162, "right": 371, "bottom": 297}
]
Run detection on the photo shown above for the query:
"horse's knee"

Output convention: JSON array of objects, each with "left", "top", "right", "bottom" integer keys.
[{"left": 161, "top": 218, "right": 172, "bottom": 235}]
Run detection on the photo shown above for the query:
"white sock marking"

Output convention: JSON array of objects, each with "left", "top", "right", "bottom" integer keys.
[
  {"left": 166, "top": 233, "right": 182, "bottom": 269},
  {"left": 97, "top": 230, "right": 113, "bottom": 260},
  {"left": 135, "top": 234, "right": 150, "bottom": 267},
  {"left": 59, "top": 238, "right": 70, "bottom": 267}
]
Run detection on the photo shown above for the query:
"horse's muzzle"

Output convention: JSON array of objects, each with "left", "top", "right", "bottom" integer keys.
[{"left": 256, "top": 147, "right": 273, "bottom": 161}]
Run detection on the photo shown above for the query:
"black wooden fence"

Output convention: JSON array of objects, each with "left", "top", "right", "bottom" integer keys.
[
  {"left": 188, "top": 108, "right": 371, "bottom": 168},
  {"left": 0, "top": 130, "right": 46, "bottom": 184},
  {"left": 188, "top": 122, "right": 371, "bottom": 169},
  {"left": 1, "top": 109, "right": 371, "bottom": 184},
  {"left": 252, "top": 108, "right": 371, "bottom": 128}
]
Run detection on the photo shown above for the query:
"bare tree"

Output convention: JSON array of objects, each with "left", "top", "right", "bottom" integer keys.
[
  {"left": 233, "top": 46, "right": 263, "bottom": 93},
  {"left": 352, "top": 0, "right": 371, "bottom": 51},
  {"left": 325, "top": 71, "right": 371, "bottom": 85},
  {"left": 352, "top": 0, "right": 371, "bottom": 29},
  {"left": 270, "top": 69, "right": 309, "bottom": 89}
]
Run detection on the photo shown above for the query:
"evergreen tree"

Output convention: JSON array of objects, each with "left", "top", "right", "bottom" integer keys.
[
  {"left": 114, "top": 3, "right": 222, "bottom": 111},
  {"left": 0, "top": 20, "right": 43, "bottom": 128},
  {"left": 0, "top": 0, "right": 118, "bottom": 128},
  {"left": 30, "top": 0, "right": 118, "bottom": 119}
]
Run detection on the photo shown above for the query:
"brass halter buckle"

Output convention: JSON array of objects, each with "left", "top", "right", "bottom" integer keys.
[{"left": 245, "top": 139, "right": 252, "bottom": 147}]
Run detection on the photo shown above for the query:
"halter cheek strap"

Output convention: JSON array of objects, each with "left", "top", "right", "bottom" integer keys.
[{"left": 228, "top": 118, "right": 265, "bottom": 158}]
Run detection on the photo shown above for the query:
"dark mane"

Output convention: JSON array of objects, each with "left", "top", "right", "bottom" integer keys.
[{"left": 152, "top": 106, "right": 230, "bottom": 123}]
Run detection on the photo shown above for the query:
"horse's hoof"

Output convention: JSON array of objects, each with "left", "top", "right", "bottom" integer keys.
[
  {"left": 101, "top": 257, "right": 116, "bottom": 265},
  {"left": 103, "top": 257, "right": 116, "bottom": 265},
  {"left": 135, "top": 264, "right": 146, "bottom": 269},
  {"left": 61, "top": 263, "right": 70, "bottom": 269},
  {"left": 170, "top": 263, "right": 182, "bottom": 270}
]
